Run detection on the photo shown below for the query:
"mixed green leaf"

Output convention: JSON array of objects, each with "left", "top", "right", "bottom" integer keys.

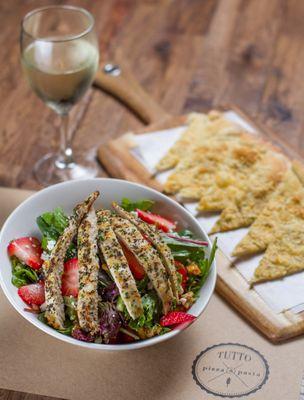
[
  {"left": 162, "top": 235, "right": 206, "bottom": 263},
  {"left": 128, "top": 292, "right": 161, "bottom": 330},
  {"left": 14, "top": 197, "right": 217, "bottom": 343},
  {"left": 37, "top": 207, "right": 76, "bottom": 260},
  {"left": 187, "top": 238, "right": 217, "bottom": 297},
  {"left": 120, "top": 198, "right": 154, "bottom": 212},
  {"left": 64, "top": 296, "right": 78, "bottom": 322},
  {"left": 11, "top": 256, "right": 38, "bottom": 288}
]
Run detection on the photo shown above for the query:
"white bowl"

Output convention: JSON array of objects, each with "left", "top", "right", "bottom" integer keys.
[{"left": 0, "top": 179, "right": 216, "bottom": 350}]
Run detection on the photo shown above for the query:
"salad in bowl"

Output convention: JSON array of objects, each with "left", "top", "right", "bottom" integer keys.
[{"left": 1, "top": 179, "right": 216, "bottom": 349}]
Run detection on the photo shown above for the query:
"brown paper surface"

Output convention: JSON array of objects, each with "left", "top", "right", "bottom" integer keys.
[{"left": 0, "top": 187, "right": 303, "bottom": 400}]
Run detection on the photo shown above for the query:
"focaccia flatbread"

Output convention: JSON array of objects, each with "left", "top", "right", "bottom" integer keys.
[
  {"left": 210, "top": 153, "right": 289, "bottom": 233},
  {"left": 232, "top": 170, "right": 304, "bottom": 257},
  {"left": 164, "top": 133, "right": 279, "bottom": 216},
  {"left": 156, "top": 111, "right": 242, "bottom": 171},
  {"left": 196, "top": 143, "right": 284, "bottom": 212},
  {"left": 163, "top": 133, "right": 244, "bottom": 197},
  {"left": 252, "top": 223, "right": 304, "bottom": 284},
  {"left": 292, "top": 159, "right": 304, "bottom": 185}
]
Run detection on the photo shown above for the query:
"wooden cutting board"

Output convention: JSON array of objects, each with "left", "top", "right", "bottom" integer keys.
[{"left": 93, "top": 64, "right": 304, "bottom": 343}]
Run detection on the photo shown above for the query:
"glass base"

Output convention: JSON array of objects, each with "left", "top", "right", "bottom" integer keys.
[{"left": 34, "top": 153, "right": 99, "bottom": 186}]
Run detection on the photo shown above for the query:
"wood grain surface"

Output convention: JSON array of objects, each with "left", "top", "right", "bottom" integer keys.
[
  {"left": 1, "top": 0, "right": 304, "bottom": 398},
  {"left": 1, "top": 0, "right": 304, "bottom": 191}
]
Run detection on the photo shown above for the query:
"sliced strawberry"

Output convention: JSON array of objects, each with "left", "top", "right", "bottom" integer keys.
[
  {"left": 136, "top": 209, "right": 176, "bottom": 232},
  {"left": 61, "top": 258, "right": 79, "bottom": 297},
  {"left": 175, "top": 261, "right": 188, "bottom": 291},
  {"left": 120, "top": 242, "right": 145, "bottom": 280},
  {"left": 174, "top": 260, "right": 185, "bottom": 269},
  {"left": 160, "top": 311, "right": 196, "bottom": 327},
  {"left": 8, "top": 237, "right": 43, "bottom": 270},
  {"left": 18, "top": 282, "right": 45, "bottom": 306}
]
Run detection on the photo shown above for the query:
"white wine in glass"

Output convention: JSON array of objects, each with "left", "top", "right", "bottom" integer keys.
[{"left": 20, "top": 6, "right": 99, "bottom": 185}]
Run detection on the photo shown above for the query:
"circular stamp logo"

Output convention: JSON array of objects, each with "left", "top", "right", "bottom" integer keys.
[{"left": 192, "top": 343, "right": 269, "bottom": 398}]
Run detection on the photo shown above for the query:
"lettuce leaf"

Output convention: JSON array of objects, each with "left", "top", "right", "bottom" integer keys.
[
  {"left": 120, "top": 198, "right": 154, "bottom": 212},
  {"left": 38, "top": 311, "right": 74, "bottom": 336},
  {"left": 11, "top": 256, "right": 38, "bottom": 288},
  {"left": 128, "top": 292, "right": 162, "bottom": 330},
  {"left": 37, "top": 207, "right": 76, "bottom": 260},
  {"left": 64, "top": 296, "right": 78, "bottom": 322}
]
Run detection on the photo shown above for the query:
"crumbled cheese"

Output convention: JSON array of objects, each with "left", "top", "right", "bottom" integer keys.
[{"left": 46, "top": 239, "right": 56, "bottom": 252}]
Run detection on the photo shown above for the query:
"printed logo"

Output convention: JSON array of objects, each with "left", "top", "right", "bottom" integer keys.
[{"left": 192, "top": 343, "right": 269, "bottom": 398}]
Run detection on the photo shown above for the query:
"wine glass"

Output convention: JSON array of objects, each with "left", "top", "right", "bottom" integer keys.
[{"left": 20, "top": 5, "right": 99, "bottom": 186}]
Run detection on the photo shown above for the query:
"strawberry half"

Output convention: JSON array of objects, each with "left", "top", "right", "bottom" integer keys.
[
  {"left": 136, "top": 209, "right": 176, "bottom": 232},
  {"left": 160, "top": 311, "right": 196, "bottom": 327},
  {"left": 120, "top": 242, "right": 145, "bottom": 280},
  {"left": 8, "top": 237, "right": 43, "bottom": 270},
  {"left": 61, "top": 258, "right": 79, "bottom": 297},
  {"left": 18, "top": 282, "right": 45, "bottom": 306}
]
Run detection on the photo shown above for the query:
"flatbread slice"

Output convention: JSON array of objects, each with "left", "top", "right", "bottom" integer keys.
[
  {"left": 292, "top": 159, "right": 304, "bottom": 185},
  {"left": 156, "top": 111, "right": 242, "bottom": 172},
  {"left": 165, "top": 133, "right": 275, "bottom": 215},
  {"left": 163, "top": 132, "right": 248, "bottom": 197},
  {"left": 210, "top": 153, "right": 288, "bottom": 233},
  {"left": 232, "top": 170, "right": 304, "bottom": 257},
  {"left": 251, "top": 223, "right": 304, "bottom": 284},
  {"left": 196, "top": 143, "right": 281, "bottom": 212}
]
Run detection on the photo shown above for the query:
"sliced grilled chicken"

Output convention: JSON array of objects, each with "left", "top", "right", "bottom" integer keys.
[
  {"left": 44, "top": 191, "right": 99, "bottom": 330},
  {"left": 112, "top": 203, "right": 181, "bottom": 298},
  {"left": 110, "top": 215, "right": 174, "bottom": 314},
  {"left": 77, "top": 208, "right": 100, "bottom": 335},
  {"left": 96, "top": 211, "right": 143, "bottom": 319}
]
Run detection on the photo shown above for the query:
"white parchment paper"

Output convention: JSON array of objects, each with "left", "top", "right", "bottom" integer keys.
[{"left": 130, "top": 112, "right": 304, "bottom": 314}]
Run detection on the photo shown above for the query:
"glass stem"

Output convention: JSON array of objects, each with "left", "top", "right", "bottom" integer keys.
[{"left": 55, "top": 113, "right": 75, "bottom": 169}]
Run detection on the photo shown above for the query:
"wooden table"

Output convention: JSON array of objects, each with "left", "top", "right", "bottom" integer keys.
[{"left": 1, "top": 0, "right": 304, "bottom": 398}]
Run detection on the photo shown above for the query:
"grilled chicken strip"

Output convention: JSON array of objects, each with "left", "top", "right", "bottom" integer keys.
[
  {"left": 111, "top": 215, "right": 174, "bottom": 314},
  {"left": 77, "top": 208, "right": 100, "bottom": 335},
  {"left": 44, "top": 191, "right": 99, "bottom": 330},
  {"left": 112, "top": 203, "right": 181, "bottom": 298},
  {"left": 97, "top": 211, "right": 143, "bottom": 319}
]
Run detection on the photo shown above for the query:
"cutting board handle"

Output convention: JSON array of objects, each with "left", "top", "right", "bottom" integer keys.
[{"left": 94, "top": 63, "right": 170, "bottom": 124}]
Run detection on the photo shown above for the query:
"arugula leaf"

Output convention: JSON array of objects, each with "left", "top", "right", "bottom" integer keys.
[
  {"left": 120, "top": 198, "right": 154, "bottom": 212},
  {"left": 11, "top": 256, "right": 38, "bottom": 288},
  {"left": 200, "top": 237, "right": 217, "bottom": 286}
]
